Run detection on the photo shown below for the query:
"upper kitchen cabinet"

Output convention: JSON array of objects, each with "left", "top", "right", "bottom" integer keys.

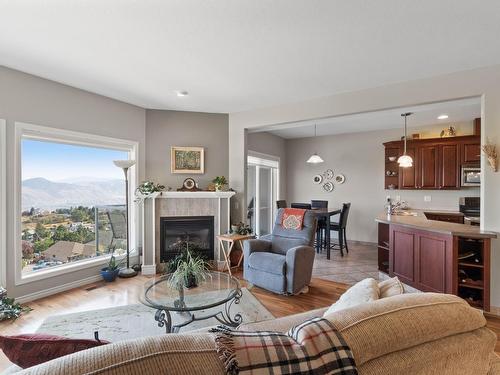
[
  {"left": 418, "top": 144, "right": 439, "bottom": 189},
  {"left": 462, "top": 142, "right": 481, "bottom": 164},
  {"left": 384, "top": 135, "right": 480, "bottom": 190},
  {"left": 439, "top": 143, "right": 460, "bottom": 189}
]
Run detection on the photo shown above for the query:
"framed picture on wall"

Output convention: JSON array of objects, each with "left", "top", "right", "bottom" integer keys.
[{"left": 171, "top": 146, "right": 205, "bottom": 174}]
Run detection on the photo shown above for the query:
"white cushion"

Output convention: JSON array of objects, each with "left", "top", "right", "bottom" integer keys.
[
  {"left": 323, "top": 278, "right": 379, "bottom": 317},
  {"left": 378, "top": 276, "right": 405, "bottom": 298}
]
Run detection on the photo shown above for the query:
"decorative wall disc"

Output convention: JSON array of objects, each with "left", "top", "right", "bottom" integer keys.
[
  {"left": 335, "top": 174, "right": 346, "bottom": 184},
  {"left": 323, "top": 182, "right": 334, "bottom": 192},
  {"left": 325, "top": 169, "right": 334, "bottom": 179},
  {"left": 313, "top": 174, "right": 323, "bottom": 184}
]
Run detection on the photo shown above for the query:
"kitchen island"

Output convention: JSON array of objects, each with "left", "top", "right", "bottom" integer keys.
[{"left": 375, "top": 210, "right": 497, "bottom": 311}]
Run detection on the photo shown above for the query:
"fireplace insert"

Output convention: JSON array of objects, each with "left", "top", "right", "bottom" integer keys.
[{"left": 160, "top": 216, "right": 214, "bottom": 263}]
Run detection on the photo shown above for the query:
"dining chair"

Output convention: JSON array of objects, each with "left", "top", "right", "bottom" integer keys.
[
  {"left": 310, "top": 200, "right": 328, "bottom": 209},
  {"left": 291, "top": 203, "right": 312, "bottom": 209},
  {"left": 276, "top": 200, "right": 287, "bottom": 209},
  {"left": 330, "top": 203, "right": 351, "bottom": 256},
  {"left": 310, "top": 200, "right": 328, "bottom": 251}
]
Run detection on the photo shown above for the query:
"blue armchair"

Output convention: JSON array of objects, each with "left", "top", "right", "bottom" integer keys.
[{"left": 243, "top": 209, "right": 317, "bottom": 294}]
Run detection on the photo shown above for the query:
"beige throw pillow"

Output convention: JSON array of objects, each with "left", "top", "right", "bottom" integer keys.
[
  {"left": 378, "top": 276, "right": 404, "bottom": 298},
  {"left": 323, "top": 278, "right": 379, "bottom": 317}
]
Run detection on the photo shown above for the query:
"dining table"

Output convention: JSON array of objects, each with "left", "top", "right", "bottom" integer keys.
[{"left": 310, "top": 207, "right": 342, "bottom": 260}]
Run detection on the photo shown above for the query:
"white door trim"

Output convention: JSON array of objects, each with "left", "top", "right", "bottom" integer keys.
[{"left": 0, "top": 119, "right": 6, "bottom": 287}]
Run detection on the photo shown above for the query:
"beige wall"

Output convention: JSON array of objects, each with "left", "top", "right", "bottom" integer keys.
[
  {"left": 0, "top": 66, "right": 146, "bottom": 299},
  {"left": 285, "top": 122, "right": 479, "bottom": 243},
  {"left": 247, "top": 131, "right": 287, "bottom": 200},
  {"left": 228, "top": 64, "right": 500, "bottom": 308},
  {"left": 146, "top": 110, "right": 228, "bottom": 190}
]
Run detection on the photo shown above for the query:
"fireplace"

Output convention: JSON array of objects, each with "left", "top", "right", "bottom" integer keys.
[{"left": 160, "top": 216, "right": 215, "bottom": 263}]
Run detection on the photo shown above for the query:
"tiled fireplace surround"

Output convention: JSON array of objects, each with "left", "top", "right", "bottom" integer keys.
[{"left": 140, "top": 191, "right": 235, "bottom": 275}]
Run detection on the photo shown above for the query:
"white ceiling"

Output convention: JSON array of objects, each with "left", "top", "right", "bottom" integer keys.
[
  {"left": 253, "top": 97, "right": 481, "bottom": 139},
  {"left": 0, "top": 1, "right": 499, "bottom": 113}
]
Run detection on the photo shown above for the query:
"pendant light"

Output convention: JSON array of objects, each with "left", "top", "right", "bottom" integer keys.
[
  {"left": 397, "top": 112, "right": 413, "bottom": 168},
  {"left": 306, "top": 124, "right": 324, "bottom": 164}
]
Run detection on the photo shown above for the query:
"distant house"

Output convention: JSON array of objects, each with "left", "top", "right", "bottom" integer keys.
[{"left": 45, "top": 240, "right": 97, "bottom": 262}]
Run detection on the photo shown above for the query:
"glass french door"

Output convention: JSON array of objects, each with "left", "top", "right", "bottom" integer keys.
[{"left": 247, "top": 154, "right": 279, "bottom": 237}]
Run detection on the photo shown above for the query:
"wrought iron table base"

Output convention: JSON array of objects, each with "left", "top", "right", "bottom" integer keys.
[{"left": 154, "top": 289, "right": 243, "bottom": 334}]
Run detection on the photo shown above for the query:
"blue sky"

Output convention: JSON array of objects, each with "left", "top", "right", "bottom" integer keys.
[{"left": 22, "top": 139, "right": 129, "bottom": 181}]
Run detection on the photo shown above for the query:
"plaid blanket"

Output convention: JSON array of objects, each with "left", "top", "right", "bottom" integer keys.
[{"left": 210, "top": 317, "right": 358, "bottom": 375}]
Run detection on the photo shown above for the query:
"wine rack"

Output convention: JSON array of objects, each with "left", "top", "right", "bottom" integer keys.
[
  {"left": 456, "top": 237, "right": 490, "bottom": 311},
  {"left": 378, "top": 223, "right": 390, "bottom": 274}
]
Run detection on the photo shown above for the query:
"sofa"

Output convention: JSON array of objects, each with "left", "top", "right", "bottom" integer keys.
[
  {"left": 243, "top": 208, "right": 317, "bottom": 294},
  {"left": 13, "top": 293, "right": 499, "bottom": 374}
]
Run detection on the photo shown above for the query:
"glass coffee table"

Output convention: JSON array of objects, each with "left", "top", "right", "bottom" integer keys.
[{"left": 140, "top": 271, "right": 243, "bottom": 333}]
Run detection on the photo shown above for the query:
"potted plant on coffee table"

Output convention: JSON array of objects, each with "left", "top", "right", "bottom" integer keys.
[
  {"left": 167, "top": 245, "right": 209, "bottom": 289},
  {"left": 100, "top": 254, "right": 123, "bottom": 282}
]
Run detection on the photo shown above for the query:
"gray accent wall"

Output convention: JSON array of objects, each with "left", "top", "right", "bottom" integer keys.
[
  {"left": 146, "top": 110, "right": 229, "bottom": 190},
  {"left": 0, "top": 66, "right": 146, "bottom": 299}
]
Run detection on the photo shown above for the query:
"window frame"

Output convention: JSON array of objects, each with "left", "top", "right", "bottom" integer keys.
[
  {"left": 14, "top": 122, "right": 139, "bottom": 286},
  {"left": 0, "top": 119, "right": 6, "bottom": 287}
]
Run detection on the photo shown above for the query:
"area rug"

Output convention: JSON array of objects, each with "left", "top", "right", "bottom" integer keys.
[{"left": 37, "top": 288, "right": 273, "bottom": 342}]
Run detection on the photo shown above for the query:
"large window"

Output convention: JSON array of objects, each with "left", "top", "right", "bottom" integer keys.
[
  {"left": 247, "top": 153, "right": 279, "bottom": 237},
  {"left": 15, "top": 123, "right": 138, "bottom": 283}
]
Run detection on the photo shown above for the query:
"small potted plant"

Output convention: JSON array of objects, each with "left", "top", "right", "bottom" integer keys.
[
  {"left": 0, "top": 291, "right": 32, "bottom": 321},
  {"left": 167, "top": 245, "right": 209, "bottom": 289},
  {"left": 100, "top": 254, "right": 122, "bottom": 282},
  {"left": 135, "top": 180, "right": 165, "bottom": 204},
  {"left": 234, "top": 222, "right": 252, "bottom": 235},
  {"left": 212, "top": 176, "right": 228, "bottom": 192}
]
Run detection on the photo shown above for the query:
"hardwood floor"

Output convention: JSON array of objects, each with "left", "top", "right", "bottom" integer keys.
[{"left": 1, "top": 274, "right": 499, "bottom": 371}]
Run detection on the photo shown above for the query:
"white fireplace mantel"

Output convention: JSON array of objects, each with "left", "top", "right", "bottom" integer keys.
[{"left": 140, "top": 191, "right": 235, "bottom": 275}]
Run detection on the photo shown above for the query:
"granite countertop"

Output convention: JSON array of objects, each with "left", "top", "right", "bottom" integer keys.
[{"left": 375, "top": 209, "right": 497, "bottom": 239}]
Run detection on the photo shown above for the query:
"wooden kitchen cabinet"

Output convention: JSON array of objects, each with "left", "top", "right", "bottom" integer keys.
[
  {"left": 389, "top": 225, "right": 454, "bottom": 293},
  {"left": 462, "top": 142, "right": 481, "bottom": 163},
  {"left": 399, "top": 147, "right": 417, "bottom": 189},
  {"left": 418, "top": 145, "right": 439, "bottom": 189},
  {"left": 439, "top": 143, "right": 460, "bottom": 189},
  {"left": 384, "top": 135, "right": 480, "bottom": 190}
]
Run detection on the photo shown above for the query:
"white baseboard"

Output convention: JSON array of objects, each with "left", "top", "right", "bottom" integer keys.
[
  {"left": 16, "top": 274, "right": 102, "bottom": 304},
  {"left": 487, "top": 305, "right": 500, "bottom": 317},
  {"left": 141, "top": 264, "right": 156, "bottom": 275}
]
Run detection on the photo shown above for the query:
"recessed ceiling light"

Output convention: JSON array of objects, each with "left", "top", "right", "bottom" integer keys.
[
  {"left": 176, "top": 90, "right": 189, "bottom": 97},
  {"left": 437, "top": 114, "right": 449, "bottom": 120}
]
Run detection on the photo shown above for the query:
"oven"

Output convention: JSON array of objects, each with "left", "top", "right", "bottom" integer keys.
[
  {"left": 461, "top": 166, "right": 481, "bottom": 187},
  {"left": 459, "top": 197, "right": 480, "bottom": 226}
]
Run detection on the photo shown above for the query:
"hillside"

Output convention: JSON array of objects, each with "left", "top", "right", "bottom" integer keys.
[{"left": 22, "top": 177, "right": 125, "bottom": 210}]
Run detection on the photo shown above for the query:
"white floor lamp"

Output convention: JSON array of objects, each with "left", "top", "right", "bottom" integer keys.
[{"left": 113, "top": 159, "right": 137, "bottom": 278}]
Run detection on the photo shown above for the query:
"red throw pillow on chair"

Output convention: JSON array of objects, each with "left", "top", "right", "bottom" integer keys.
[{"left": 0, "top": 333, "right": 109, "bottom": 369}]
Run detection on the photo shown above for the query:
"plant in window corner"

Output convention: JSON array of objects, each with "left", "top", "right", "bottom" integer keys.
[
  {"left": 166, "top": 244, "right": 209, "bottom": 289},
  {"left": 100, "top": 248, "right": 125, "bottom": 282},
  {"left": 0, "top": 288, "right": 32, "bottom": 321}
]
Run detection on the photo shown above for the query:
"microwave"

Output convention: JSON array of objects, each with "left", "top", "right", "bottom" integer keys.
[{"left": 461, "top": 166, "right": 481, "bottom": 187}]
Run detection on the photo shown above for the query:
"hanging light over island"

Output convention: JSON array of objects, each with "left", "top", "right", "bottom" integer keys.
[{"left": 397, "top": 112, "right": 413, "bottom": 168}]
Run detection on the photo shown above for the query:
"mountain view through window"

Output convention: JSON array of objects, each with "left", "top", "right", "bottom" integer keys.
[{"left": 21, "top": 138, "right": 129, "bottom": 275}]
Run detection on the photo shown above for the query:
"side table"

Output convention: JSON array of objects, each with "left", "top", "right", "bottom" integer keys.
[{"left": 216, "top": 234, "right": 254, "bottom": 276}]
